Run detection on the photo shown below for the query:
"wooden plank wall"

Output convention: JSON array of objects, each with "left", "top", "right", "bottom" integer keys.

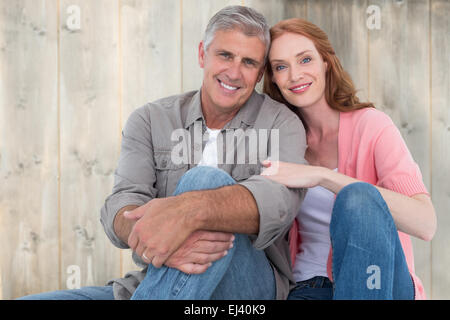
[
  {"left": 0, "top": 0, "right": 448, "bottom": 299},
  {"left": 0, "top": 0, "right": 60, "bottom": 298},
  {"left": 431, "top": 0, "right": 450, "bottom": 300}
]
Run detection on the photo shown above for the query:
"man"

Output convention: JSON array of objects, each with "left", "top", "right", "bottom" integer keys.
[{"left": 19, "top": 5, "right": 307, "bottom": 300}]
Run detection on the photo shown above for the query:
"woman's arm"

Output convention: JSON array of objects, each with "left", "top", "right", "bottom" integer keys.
[
  {"left": 319, "top": 167, "right": 436, "bottom": 241},
  {"left": 261, "top": 161, "right": 437, "bottom": 241}
]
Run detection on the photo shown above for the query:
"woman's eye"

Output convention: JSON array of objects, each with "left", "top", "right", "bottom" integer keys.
[
  {"left": 301, "top": 57, "right": 312, "bottom": 64},
  {"left": 275, "top": 65, "right": 286, "bottom": 71}
]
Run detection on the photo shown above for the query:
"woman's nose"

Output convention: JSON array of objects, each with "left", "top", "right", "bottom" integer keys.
[{"left": 290, "top": 67, "right": 304, "bottom": 83}]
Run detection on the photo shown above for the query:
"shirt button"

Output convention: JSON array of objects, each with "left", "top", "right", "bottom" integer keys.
[
  {"left": 194, "top": 143, "right": 201, "bottom": 151},
  {"left": 161, "top": 159, "right": 167, "bottom": 168},
  {"left": 249, "top": 168, "right": 255, "bottom": 175}
]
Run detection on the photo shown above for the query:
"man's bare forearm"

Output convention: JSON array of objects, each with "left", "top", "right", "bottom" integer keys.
[
  {"left": 114, "top": 184, "right": 259, "bottom": 250},
  {"left": 113, "top": 205, "right": 140, "bottom": 246},
  {"left": 182, "top": 184, "right": 260, "bottom": 235}
]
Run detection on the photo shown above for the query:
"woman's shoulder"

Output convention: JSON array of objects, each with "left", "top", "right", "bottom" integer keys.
[{"left": 343, "top": 107, "right": 395, "bottom": 134}]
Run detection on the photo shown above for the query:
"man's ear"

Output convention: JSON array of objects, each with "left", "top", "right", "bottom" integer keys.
[{"left": 198, "top": 41, "right": 205, "bottom": 68}]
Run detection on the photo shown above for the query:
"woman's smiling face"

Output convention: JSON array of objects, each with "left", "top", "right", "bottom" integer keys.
[{"left": 269, "top": 32, "right": 328, "bottom": 110}]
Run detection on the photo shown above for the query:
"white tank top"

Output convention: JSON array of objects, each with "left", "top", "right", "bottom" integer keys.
[{"left": 292, "top": 170, "right": 337, "bottom": 282}]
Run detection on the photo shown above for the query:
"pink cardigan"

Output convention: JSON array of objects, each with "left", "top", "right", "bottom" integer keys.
[{"left": 288, "top": 107, "right": 429, "bottom": 299}]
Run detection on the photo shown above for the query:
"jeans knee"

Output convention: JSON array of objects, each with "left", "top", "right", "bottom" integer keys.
[
  {"left": 331, "top": 182, "right": 388, "bottom": 235},
  {"left": 337, "top": 182, "right": 381, "bottom": 208},
  {"left": 174, "top": 166, "right": 235, "bottom": 194},
  {"left": 231, "top": 233, "right": 251, "bottom": 250}
]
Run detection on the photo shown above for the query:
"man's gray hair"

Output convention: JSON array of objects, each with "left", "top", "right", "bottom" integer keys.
[{"left": 203, "top": 5, "right": 270, "bottom": 61}]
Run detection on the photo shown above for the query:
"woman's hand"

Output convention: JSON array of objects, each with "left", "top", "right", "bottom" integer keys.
[
  {"left": 261, "top": 160, "right": 437, "bottom": 241},
  {"left": 260, "top": 160, "right": 324, "bottom": 189}
]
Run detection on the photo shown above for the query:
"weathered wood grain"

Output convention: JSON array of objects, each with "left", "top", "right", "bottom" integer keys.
[
  {"left": 431, "top": 0, "right": 450, "bottom": 300},
  {"left": 245, "top": 0, "right": 307, "bottom": 27},
  {"left": 0, "top": 0, "right": 59, "bottom": 298},
  {"left": 307, "top": 0, "right": 369, "bottom": 102},
  {"left": 59, "top": 0, "right": 121, "bottom": 290}
]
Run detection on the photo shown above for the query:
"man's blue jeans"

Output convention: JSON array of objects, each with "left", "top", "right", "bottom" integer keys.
[
  {"left": 288, "top": 182, "right": 415, "bottom": 300},
  {"left": 18, "top": 166, "right": 276, "bottom": 300},
  {"left": 131, "top": 166, "right": 275, "bottom": 299}
]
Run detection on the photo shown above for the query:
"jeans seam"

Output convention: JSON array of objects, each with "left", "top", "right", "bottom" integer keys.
[{"left": 172, "top": 273, "right": 191, "bottom": 297}]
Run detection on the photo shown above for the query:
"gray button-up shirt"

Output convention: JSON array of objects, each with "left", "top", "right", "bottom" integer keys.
[{"left": 101, "top": 89, "right": 308, "bottom": 300}]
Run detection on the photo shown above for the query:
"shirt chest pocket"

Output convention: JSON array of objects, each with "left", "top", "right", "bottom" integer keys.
[{"left": 154, "top": 151, "right": 188, "bottom": 197}]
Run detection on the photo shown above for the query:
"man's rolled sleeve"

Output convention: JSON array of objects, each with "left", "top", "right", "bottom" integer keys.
[
  {"left": 100, "top": 105, "right": 157, "bottom": 249},
  {"left": 239, "top": 108, "right": 308, "bottom": 249},
  {"left": 100, "top": 182, "right": 154, "bottom": 249},
  {"left": 239, "top": 177, "right": 305, "bottom": 249}
]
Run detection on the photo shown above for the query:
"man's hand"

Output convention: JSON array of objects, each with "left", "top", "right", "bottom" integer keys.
[
  {"left": 123, "top": 201, "right": 234, "bottom": 274},
  {"left": 165, "top": 230, "right": 234, "bottom": 274},
  {"left": 123, "top": 184, "right": 259, "bottom": 269},
  {"left": 124, "top": 195, "right": 201, "bottom": 268}
]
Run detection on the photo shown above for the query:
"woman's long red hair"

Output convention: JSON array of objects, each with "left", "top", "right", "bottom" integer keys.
[{"left": 263, "top": 18, "right": 374, "bottom": 117}]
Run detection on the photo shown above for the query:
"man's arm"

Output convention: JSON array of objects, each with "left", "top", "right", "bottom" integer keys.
[
  {"left": 184, "top": 184, "right": 260, "bottom": 233},
  {"left": 100, "top": 105, "right": 157, "bottom": 249},
  {"left": 126, "top": 174, "right": 302, "bottom": 268},
  {"left": 113, "top": 205, "right": 140, "bottom": 245},
  {"left": 105, "top": 103, "right": 235, "bottom": 273},
  {"left": 126, "top": 106, "right": 308, "bottom": 267},
  {"left": 125, "top": 184, "right": 258, "bottom": 268},
  {"left": 115, "top": 184, "right": 259, "bottom": 247}
]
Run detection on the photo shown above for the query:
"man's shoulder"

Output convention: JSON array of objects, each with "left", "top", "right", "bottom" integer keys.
[
  {"left": 130, "top": 90, "right": 197, "bottom": 121},
  {"left": 254, "top": 92, "right": 302, "bottom": 126},
  {"left": 126, "top": 91, "right": 198, "bottom": 130},
  {"left": 256, "top": 92, "right": 286, "bottom": 110},
  {"left": 145, "top": 90, "right": 198, "bottom": 111}
]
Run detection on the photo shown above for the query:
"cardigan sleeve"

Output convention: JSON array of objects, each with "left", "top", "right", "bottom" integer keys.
[{"left": 372, "top": 119, "right": 429, "bottom": 197}]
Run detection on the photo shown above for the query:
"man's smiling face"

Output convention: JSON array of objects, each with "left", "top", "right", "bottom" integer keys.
[{"left": 198, "top": 29, "right": 266, "bottom": 116}]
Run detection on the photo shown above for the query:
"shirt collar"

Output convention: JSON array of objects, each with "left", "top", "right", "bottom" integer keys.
[
  {"left": 184, "top": 89, "right": 259, "bottom": 130},
  {"left": 184, "top": 90, "right": 204, "bottom": 129}
]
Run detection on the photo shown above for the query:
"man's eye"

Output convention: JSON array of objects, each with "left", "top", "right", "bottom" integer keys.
[
  {"left": 244, "top": 60, "right": 256, "bottom": 66},
  {"left": 220, "top": 53, "right": 231, "bottom": 58}
]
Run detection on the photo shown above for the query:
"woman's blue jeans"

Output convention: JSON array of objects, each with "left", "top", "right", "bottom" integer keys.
[{"left": 288, "top": 182, "right": 415, "bottom": 300}]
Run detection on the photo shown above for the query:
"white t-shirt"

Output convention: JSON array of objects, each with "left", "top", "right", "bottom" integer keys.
[
  {"left": 292, "top": 170, "right": 337, "bottom": 282},
  {"left": 197, "top": 127, "right": 221, "bottom": 167}
]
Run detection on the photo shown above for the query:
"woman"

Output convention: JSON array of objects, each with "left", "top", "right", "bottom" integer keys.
[{"left": 261, "top": 18, "right": 436, "bottom": 300}]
